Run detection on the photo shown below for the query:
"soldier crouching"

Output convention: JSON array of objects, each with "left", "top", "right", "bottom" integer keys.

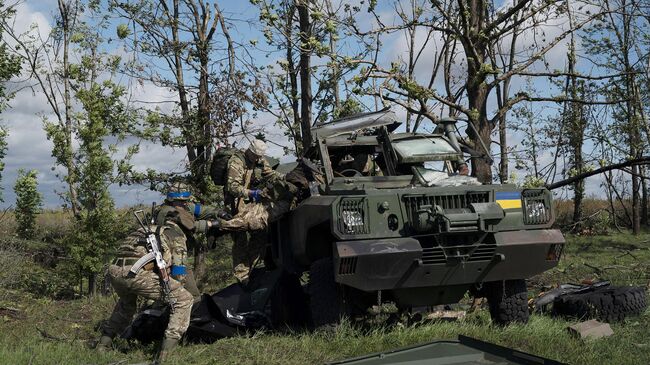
[{"left": 96, "top": 222, "right": 193, "bottom": 363}]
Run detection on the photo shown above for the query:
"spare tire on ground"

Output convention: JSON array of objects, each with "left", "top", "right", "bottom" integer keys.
[{"left": 552, "top": 285, "right": 647, "bottom": 322}]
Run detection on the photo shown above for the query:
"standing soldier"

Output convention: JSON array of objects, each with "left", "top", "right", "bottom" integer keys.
[
  {"left": 224, "top": 139, "right": 284, "bottom": 283},
  {"left": 154, "top": 181, "right": 228, "bottom": 297},
  {"left": 96, "top": 221, "right": 193, "bottom": 363}
]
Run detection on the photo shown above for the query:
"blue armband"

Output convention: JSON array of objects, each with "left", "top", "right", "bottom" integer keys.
[
  {"left": 194, "top": 203, "right": 202, "bottom": 218},
  {"left": 170, "top": 265, "right": 187, "bottom": 277},
  {"left": 167, "top": 191, "right": 191, "bottom": 199}
]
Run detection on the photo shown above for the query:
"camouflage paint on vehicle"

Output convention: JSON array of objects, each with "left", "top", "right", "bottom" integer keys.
[{"left": 270, "top": 109, "right": 565, "bottom": 310}]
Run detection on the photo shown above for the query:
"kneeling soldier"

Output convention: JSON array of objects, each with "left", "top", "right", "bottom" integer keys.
[{"left": 96, "top": 219, "right": 193, "bottom": 363}]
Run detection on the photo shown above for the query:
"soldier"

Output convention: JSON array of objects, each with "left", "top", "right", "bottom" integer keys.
[
  {"left": 153, "top": 181, "right": 229, "bottom": 297},
  {"left": 155, "top": 181, "right": 228, "bottom": 235},
  {"left": 223, "top": 139, "right": 284, "bottom": 283},
  {"left": 96, "top": 221, "right": 193, "bottom": 363}
]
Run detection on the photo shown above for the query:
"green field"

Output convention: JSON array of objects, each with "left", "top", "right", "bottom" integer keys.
[{"left": 1, "top": 232, "right": 649, "bottom": 365}]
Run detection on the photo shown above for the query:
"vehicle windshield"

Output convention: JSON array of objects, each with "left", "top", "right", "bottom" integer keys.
[
  {"left": 392, "top": 136, "right": 460, "bottom": 163},
  {"left": 412, "top": 166, "right": 480, "bottom": 187}
]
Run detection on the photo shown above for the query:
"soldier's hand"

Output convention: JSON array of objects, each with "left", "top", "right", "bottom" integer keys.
[
  {"left": 217, "top": 210, "right": 232, "bottom": 220},
  {"left": 207, "top": 219, "right": 221, "bottom": 230}
]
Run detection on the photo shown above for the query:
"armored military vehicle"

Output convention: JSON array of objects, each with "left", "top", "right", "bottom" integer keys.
[{"left": 268, "top": 109, "right": 565, "bottom": 327}]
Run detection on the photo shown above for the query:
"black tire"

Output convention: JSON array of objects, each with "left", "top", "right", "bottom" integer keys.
[
  {"left": 553, "top": 286, "right": 647, "bottom": 322},
  {"left": 309, "top": 257, "right": 348, "bottom": 327},
  {"left": 484, "top": 279, "right": 530, "bottom": 325},
  {"left": 268, "top": 272, "right": 310, "bottom": 328}
]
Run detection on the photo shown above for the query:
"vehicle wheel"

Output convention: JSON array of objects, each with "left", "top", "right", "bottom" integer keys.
[
  {"left": 484, "top": 279, "right": 529, "bottom": 325},
  {"left": 309, "top": 257, "right": 349, "bottom": 327},
  {"left": 268, "top": 271, "right": 310, "bottom": 328},
  {"left": 552, "top": 286, "right": 647, "bottom": 322}
]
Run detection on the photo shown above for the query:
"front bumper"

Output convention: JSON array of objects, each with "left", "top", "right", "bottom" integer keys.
[{"left": 333, "top": 229, "right": 565, "bottom": 291}]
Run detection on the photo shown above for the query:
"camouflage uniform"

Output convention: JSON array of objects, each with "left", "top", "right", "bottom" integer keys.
[
  {"left": 153, "top": 183, "right": 226, "bottom": 297},
  {"left": 223, "top": 140, "right": 284, "bottom": 282},
  {"left": 100, "top": 223, "right": 193, "bottom": 343}
]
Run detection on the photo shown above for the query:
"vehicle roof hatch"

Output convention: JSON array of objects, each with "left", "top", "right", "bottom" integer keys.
[{"left": 311, "top": 109, "right": 401, "bottom": 140}]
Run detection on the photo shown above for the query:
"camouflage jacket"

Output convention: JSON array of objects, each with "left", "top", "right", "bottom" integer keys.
[
  {"left": 224, "top": 153, "right": 283, "bottom": 203},
  {"left": 116, "top": 223, "right": 188, "bottom": 270},
  {"left": 155, "top": 202, "right": 221, "bottom": 235}
]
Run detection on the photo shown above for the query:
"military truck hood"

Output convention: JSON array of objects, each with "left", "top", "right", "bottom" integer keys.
[{"left": 328, "top": 335, "right": 565, "bottom": 365}]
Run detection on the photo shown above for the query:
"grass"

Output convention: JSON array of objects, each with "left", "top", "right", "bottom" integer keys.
[{"left": 1, "top": 232, "right": 649, "bottom": 365}]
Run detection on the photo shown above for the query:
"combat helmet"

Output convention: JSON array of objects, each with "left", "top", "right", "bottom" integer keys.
[{"left": 165, "top": 180, "right": 192, "bottom": 202}]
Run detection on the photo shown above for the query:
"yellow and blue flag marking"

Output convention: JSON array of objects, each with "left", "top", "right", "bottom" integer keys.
[{"left": 495, "top": 191, "right": 522, "bottom": 209}]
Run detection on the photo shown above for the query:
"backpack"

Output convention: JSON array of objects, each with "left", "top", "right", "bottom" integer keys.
[{"left": 210, "top": 147, "right": 245, "bottom": 186}]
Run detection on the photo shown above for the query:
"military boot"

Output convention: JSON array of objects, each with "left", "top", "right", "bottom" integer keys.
[
  {"left": 95, "top": 335, "right": 113, "bottom": 352},
  {"left": 155, "top": 338, "right": 179, "bottom": 363}
]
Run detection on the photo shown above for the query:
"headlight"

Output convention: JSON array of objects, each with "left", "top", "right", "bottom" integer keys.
[
  {"left": 342, "top": 210, "right": 364, "bottom": 230},
  {"left": 337, "top": 198, "right": 368, "bottom": 235},
  {"left": 525, "top": 201, "right": 547, "bottom": 220},
  {"left": 522, "top": 190, "right": 551, "bottom": 225}
]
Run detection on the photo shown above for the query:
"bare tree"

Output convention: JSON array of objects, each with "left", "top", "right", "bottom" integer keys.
[{"left": 344, "top": 0, "right": 610, "bottom": 183}]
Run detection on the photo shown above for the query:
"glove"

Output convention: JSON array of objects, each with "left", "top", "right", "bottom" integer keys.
[
  {"left": 248, "top": 189, "right": 263, "bottom": 203},
  {"left": 207, "top": 219, "right": 221, "bottom": 230},
  {"left": 217, "top": 210, "right": 232, "bottom": 220}
]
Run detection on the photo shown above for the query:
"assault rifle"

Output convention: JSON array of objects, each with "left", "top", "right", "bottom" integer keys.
[{"left": 129, "top": 209, "right": 175, "bottom": 305}]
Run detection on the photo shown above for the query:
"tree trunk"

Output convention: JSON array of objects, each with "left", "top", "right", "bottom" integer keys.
[
  {"left": 297, "top": 0, "right": 312, "bottom": 152},
  {"left": 171, "top": 0, "right": 195, "bottom": 164},
  {"left": 470, "top": 121, "right": 492, "bottom": 183},
  {"left": 286, "top": 4, "right": 302, "bottom": 154},
  {"left": 632, "top": 166, "right": 641, "bottom": 233},
  {"left": 642, "top": 166, "right": 648, "bottom": 226},
  {"left": 87, "top": 272, "right": 96, "bottom": 297},
  {"left": 462, "top": 0, "right": 491, "bottom": 183},
  {"left": 498, "top": 111, "right": 507, "bottom": 183},
  {"left": 58, "top": 0, "right": 79, "bottom": 216}
]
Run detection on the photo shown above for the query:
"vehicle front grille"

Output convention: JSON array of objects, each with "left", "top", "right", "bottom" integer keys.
[
  {"left": 467, "top": 244, "right": 496, "bottom": 262},
  {"left": 421, "top": 247, "right": 446, "bottom": 265},
  {"left": 337, "top": 197, "right": 369, "bottom": 235},
  {"left": 403, "top": 192, "right": 489, "bottom": 211},
  {"left": 403, "top": 192, "right": 490, "bottom": 230}
]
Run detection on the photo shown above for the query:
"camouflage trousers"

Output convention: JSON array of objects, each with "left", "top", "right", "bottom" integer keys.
[
  {"left": 231, "top": 230, "right": 267, "bottom": 283},
  {"left": 102, "top": 263, "right": 193, "bottom": 340},
  {"left": 224, "top": 200, "right": 292, "bottom": 282}
]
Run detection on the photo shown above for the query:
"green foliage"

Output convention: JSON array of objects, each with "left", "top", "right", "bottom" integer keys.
[
  {"left": 116, "top": 23, "right": 130, "bottom": 39},
  {"left": 333, "top": 97, "right": 362, "bottom": 119},
  {"left": 13, "top": 170, "right": 42, "bottom": 239},
  {"left": 521, "top": 175, "right": 545, "bottom": 188},
  {"left": 0, "top": 1, "right": 21, "bottom": 111},
  {"left": 65, "top": 80, "right": 131, "bottom": 284}
]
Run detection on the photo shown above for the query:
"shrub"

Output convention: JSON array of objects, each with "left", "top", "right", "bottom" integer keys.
[{"left": 13, "top": 169, "right": 42, "bottom": 239}]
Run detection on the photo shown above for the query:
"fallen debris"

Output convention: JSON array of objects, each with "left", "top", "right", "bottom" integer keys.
[
  {"left": 567, "top": 320, "right": 614, "bottom": 340},
  {"left": 425, "top": 310, "right": 466, "bottom": 321},
  {"left": 0, "top": 306, "right": 25, "bottom": 320}
]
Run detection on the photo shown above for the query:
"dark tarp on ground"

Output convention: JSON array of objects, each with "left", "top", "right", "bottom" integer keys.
[{"left": 122, "top": 268, "right": 308, "bottom": 344}]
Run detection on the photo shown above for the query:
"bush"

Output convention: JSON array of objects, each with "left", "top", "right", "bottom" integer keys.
[
  {"left": 0, "top": 239, "right": 75, "bottom": 300},
  {"left": 14, "top": 169, "right": 42, "bottom": 239}
]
